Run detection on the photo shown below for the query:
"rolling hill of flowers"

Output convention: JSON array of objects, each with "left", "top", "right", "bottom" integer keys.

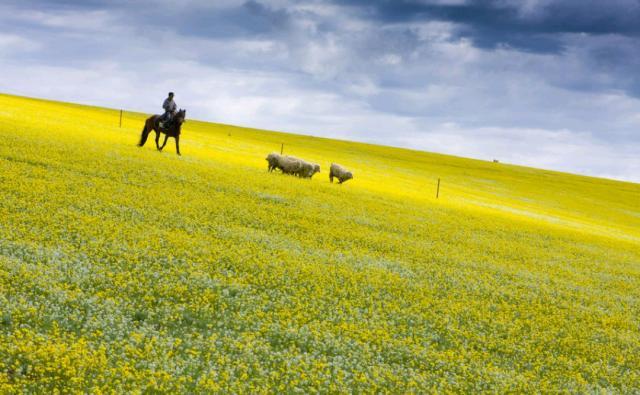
[{"left": 1, "top": 93, "right": 639, "bottom": 392}]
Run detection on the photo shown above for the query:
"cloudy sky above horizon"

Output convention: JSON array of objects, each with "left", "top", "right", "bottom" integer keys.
[{"left": 1, "top": 0, "right": 639, "bottom": 182}]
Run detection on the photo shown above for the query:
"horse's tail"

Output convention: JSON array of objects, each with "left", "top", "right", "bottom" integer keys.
[{"left": 138, "top": 121, "right": 150, "bottom": 147}]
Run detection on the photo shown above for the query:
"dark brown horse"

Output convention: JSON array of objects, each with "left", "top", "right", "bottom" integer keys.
[{"left": 137, "top": 109, "right": 186, "bottom": 155}]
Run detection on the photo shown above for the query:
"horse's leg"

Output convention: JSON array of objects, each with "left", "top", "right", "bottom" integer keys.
[
  {"left": 159, "top": 135, "right": 169, "bottom": 151},
  {"left": 138, "top": 122, "right": 149, "bottom": 147},
  {"left": 175, "top": 135, "right": 181, "bottom": 156},
  {"left": 155, "top": 129, "right": 161, "bottom": 150}
]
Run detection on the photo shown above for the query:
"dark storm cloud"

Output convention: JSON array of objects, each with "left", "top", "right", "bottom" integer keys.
[
  {"left": 173, "top": 1, "right": 293, "bottom": 39},
  {"left": 335, "top": 0, "right": 640, "bottom": 53},
  {"left": 2, "top": 0, "right": 295, "bottom": 41},
  {"left": 352, "top": 0, "right": 640, "bottom": 34},
  {"left": 329, "top": 0, "right": 640, "bottom": 102}
]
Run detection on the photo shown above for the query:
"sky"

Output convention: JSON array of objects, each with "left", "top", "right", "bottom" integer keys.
[{"left": 1, "top": 0, "right": 639, "bottom": 182}]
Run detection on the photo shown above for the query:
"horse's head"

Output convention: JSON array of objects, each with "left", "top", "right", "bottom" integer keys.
[{"left": 175, "top": 109, "right": 187, "bottom": 125}]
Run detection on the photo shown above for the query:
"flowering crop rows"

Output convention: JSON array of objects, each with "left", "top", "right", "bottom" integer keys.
[{"left": 1, "top": 93, "right": 639, "bottom": 393}]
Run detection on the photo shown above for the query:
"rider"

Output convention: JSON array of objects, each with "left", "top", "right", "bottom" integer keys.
[{"left": 159, "top": 92, "right": 177, "bottom": 128}]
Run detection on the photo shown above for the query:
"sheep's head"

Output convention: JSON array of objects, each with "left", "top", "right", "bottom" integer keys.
[
  {"left": 313, "top": 164, "right": 320, "bottom": 174},
  {"left": 344, "top": 171, "right": 353, "bottom": 181}
]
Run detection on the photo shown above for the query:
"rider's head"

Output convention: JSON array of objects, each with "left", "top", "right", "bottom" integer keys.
[{"left": 168, "top": 92, "right": 174, "bottom": 98}]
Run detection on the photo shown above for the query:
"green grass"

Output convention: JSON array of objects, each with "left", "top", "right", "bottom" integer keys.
[{"left": 0, "top": 92, "right": 639, "bottom": 392}]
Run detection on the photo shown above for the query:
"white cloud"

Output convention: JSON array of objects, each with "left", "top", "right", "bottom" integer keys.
[
  {"left": 0, "top": 33, "right": 40, "bottom": 53},
  {"left": 397, "top": 124, "right": 640, "bottom": 181},
  {"left": 11, "top": 9, "right": 118, "bottom": 32}
]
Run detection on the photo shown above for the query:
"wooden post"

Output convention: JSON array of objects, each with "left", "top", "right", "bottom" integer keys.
[
  {"left": 119, "top": 109, "right": 123, "bottom": 128},
  {"left": 436, "top": 178, "right": 440, "bottom": 199},
  {"left": 280, "top": 143, "right": 284, "bottom": 155}
]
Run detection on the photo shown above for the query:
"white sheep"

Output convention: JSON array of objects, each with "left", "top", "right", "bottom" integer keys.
[
  {"left": 277, "top": 155, "right": 303, "bottom": 175},
  {"left": 266, "top": 153, "right": 320, "bottom": 178},
  {"left": 265, "top": 152, "right": 281, "bottom": 172},
  {"left": 329, "top": 163, "right": 353, "bottom": 184},
  {"left": 297, "top": 162, "right": 320, "bottom": 179}
]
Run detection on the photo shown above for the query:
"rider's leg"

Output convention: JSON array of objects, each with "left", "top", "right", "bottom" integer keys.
[{"left": 159, "top": 111, "right": 169, "bottom": 126}]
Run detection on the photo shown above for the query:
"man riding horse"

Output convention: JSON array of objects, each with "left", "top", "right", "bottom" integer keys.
[
  {"left": 159, "top": 92, "right": 177, "bottom": 129},
  {"left": 138, "top": 93, "right": 186, "bottom": 155}
]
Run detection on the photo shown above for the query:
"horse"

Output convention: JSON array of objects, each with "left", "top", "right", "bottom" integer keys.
[{"left": 137, "top": 109, "right": 186, "bottom": 155}]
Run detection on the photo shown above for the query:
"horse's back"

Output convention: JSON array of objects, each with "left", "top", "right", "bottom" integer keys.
[{"left": 145, "top": 114, "right": 160, "bottom": 128}]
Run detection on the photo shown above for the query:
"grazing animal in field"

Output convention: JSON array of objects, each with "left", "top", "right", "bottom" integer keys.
[
  {"left": 278, "top": 156, "right": 304, "bottom": 175},
  {"left": 265, "top": 153, "right": 320, "bottom": 178},
  {"left": 138, "top": 109, "right": 186, "bottom": 155},
  {"left": 310, "top": 163, "right": 321, "bottom": 178},
  {"left": 266, "top": 153, "right": 281, "bottom": 172},
  {"left": 296, "top": 161, "right": 320, "bottom": 179},
  {"left": 266, "top": 153, "right": 298, "bottom": 173},
  {"left": 329, "top": 163, "right": 353, "bottom": 184}
]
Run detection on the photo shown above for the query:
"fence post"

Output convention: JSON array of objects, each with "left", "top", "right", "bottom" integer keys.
[
  {"left": 436, "top": 178, "right": 440, "bottom": 199},
  {"left": 119, "top": 109, "right": 123, "bottom": 128},
  {"left": 280, "top": 143, "right": 284, "bottom": 155}
]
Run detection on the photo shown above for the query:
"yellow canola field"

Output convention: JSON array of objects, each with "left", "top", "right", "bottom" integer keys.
[{"left": 0, "top": 93, "right": 639, "bottom": 393}]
